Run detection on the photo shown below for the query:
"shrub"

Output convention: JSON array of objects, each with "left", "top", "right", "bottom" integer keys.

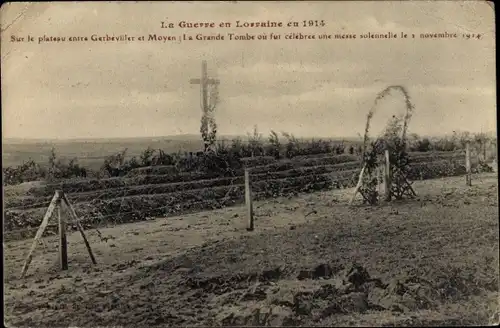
[
  {"left": 333, "top": 143, "right": 345, "bottom": 154},
  {"left": 431, "top": 137, "right": 458, "bottom": 151},
  {"left": 247, "top": 126, "right": 265, "bottom": 157},
  {"left": 152, "top": 149, "right": 175, "bottom": 166},
  {"left": 282, "top": 132, "right": 301, "bottom": 158},
  {"left": 416, "top": 138, "right": 431, "bottom": 152},
  {"left": 408, "top": 160, "right": 466, "bottom": 180},
  {"left": 267, "top": 130, "right": 282, "bottom": 159},
  {"left": 140, "top": 147, "right": 156, "bottom": 166},
  {"left": 46, "top": 148, "right": 87, "bottom": 181},
  {"left": 101, "top": 148, "right": 129, "bottom": 177},
  {"left": 302, "top": 138, "right": 332, "bottom": 156},
  {"left": 3, "top": 160, "right": 47, "bottom": 185}
]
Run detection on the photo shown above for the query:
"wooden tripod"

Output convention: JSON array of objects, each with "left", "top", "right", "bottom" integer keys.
[{"left": 20, "top": 190, "right": 96, "bottom": 279}]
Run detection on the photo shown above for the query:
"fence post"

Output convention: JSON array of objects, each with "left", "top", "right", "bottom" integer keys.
[
  {"left": 377, "top": 164, "right": 382, "bottom": 197},
  {"left": 245, "top": 168, "right": 254, "bottom": 231},
  {"left": 466, "top": 142, "right": 472, "bottom": 186},
  {"left": 384, "top": 149, "right": 392, "bottom": 201},
  {"left": 58, "top": 194, "right": 68, "bottom": 271}
]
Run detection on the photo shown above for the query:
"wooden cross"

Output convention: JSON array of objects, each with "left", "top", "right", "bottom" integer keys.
[{"left": 189, "top": 60, "right": 220, "bottom": 110}]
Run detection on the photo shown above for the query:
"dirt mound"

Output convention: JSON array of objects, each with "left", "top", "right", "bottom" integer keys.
[
  {"left": 140, "top": 246, "right": 493, "bottom": 326},
  {"left": 366, "top": 274, "right": 438, "bottom": 313},
  {"left": 196, "top": 262, "right": 450, "bottom": 326}
]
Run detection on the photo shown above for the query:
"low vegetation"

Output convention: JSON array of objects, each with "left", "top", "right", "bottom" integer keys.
[
  {"left": 4, "top": 159, "right": 472, "bottom": 240},
  {"left": 3, "top": 131, "right": 495, "bottom": 186},
  {"left": 2, "top": 128, "right": 496, "bottom": 241}
]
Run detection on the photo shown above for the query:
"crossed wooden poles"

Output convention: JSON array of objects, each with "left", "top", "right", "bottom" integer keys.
[
  {"left": 349, "top": 144, "right": 473, "bottom": 204},
  {"left": 349, "top": 149, "right": 416, "bottom": 204},
  {"left": 20, "top": 190, "right": 96, "bottom": 279},
  {"left": 350, "top": 149, "right": 391, "bottom": 204}
]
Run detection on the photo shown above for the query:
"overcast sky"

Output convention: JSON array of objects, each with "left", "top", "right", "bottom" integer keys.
[{"left": 1, "top": 1, "right": 496, "bottom": 140}]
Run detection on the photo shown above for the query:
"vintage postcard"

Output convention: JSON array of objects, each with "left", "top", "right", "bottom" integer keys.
[{"left": 2, "top": 1, "right": 498, "bottom": 327}]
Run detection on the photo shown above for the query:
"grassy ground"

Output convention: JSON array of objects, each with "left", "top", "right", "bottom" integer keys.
[{"left": 3, "top": 173, "right": 499, "bottom": 326}]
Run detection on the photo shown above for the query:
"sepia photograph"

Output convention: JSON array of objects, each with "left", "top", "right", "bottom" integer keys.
[{"left": 2, "top": 1, "right": 498, "bottom": 326}]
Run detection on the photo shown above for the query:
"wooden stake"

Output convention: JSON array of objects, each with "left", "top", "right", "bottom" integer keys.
[
  {"left": 58, "top": 198, "right": 68, "bottom": 270},
  {"left": 466, "top": 142, "right": 472, "bottom": 186},
  {"left": 377, "top": 165, "right": 382, "bottom": 197},
  {"left": 61, "top": 193, "right": 97, "bottom": 264},
  {"left": 20, "top": 191, "right": 60, "bottom": 278},
  {"left": 245, "top": 168, "right": 254, "bottom": 231},
  {"left": 349, "top": 164, "right": 367, "bottom": 205},
  {"left": 384, "top": 149, "right": 392, "bottom": 201}
]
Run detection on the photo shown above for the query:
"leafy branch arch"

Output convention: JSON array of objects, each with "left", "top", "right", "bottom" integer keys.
[{"left": 354, "top": 85, "right": 416, "bottom": 204}]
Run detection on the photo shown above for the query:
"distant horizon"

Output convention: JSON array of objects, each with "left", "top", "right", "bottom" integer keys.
[
  {"left": 2, "top": 133, "right": 361, "bottom": 144},
  {"left": 3, "top": 129, "right": 496, "bottom": 144}
]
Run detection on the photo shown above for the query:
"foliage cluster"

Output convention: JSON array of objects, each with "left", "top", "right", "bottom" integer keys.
[{"left": 3, "top": 148, "right": 87, "bottom": 185}]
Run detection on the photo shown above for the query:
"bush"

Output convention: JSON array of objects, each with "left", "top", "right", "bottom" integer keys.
[
  {"left": 47, "top": 148, "right": 88, "bottom": 181},
  {"left": 3, "top": 148, "right": 89, "bottom": 186},
  {"left": 302, "top": 138, "right": 333, "bottom": 156},
  {"left": 140, "top": 147, "right": 155, "bottom": 166},
  {"left": 266, "top": 130, "right": 282, "bottom": 159},
  {"left": 247, "top": 126, "right": 265, "bottom": 157},
  {"left": 408, "top": 160, "right": 466, "bottom": 180},
  {"left": 3, "top": 160, "right": 46, "bottom": 185},
  {"left": 152, "top": 149, "right": 175, "bottom": 166},
  {"left": 282, "top": 132, "right": 301, "bottom": 158},
  {"left": 416, "top": 138, "right": 431, "bottom": 152},
  {"left": 101, "top": 148, "right": 130, "bottom": 177}
]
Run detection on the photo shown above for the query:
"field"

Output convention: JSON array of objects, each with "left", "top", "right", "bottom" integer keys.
[
  {"left": 3, "top": 137, "right": 498, "bottom": 326},
  {"left": 4, "top": 173, "right": 499, "bottom": 326},
  {"left": 3, "top": 150, "right": 470, "bottom": 240},
  {"left": 2, "top": 136, "right": 207, "bottom": 170}
]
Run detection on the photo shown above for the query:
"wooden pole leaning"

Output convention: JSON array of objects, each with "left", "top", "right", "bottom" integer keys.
[
  {"left": 61, "top": 192, "right": 97, "bottom": 265},
  {"left": 20, "top": 191, "right": 61, "bottom": 278},
  {"left": 349, "top": 163, "right": 367, "bottom": 205}
]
